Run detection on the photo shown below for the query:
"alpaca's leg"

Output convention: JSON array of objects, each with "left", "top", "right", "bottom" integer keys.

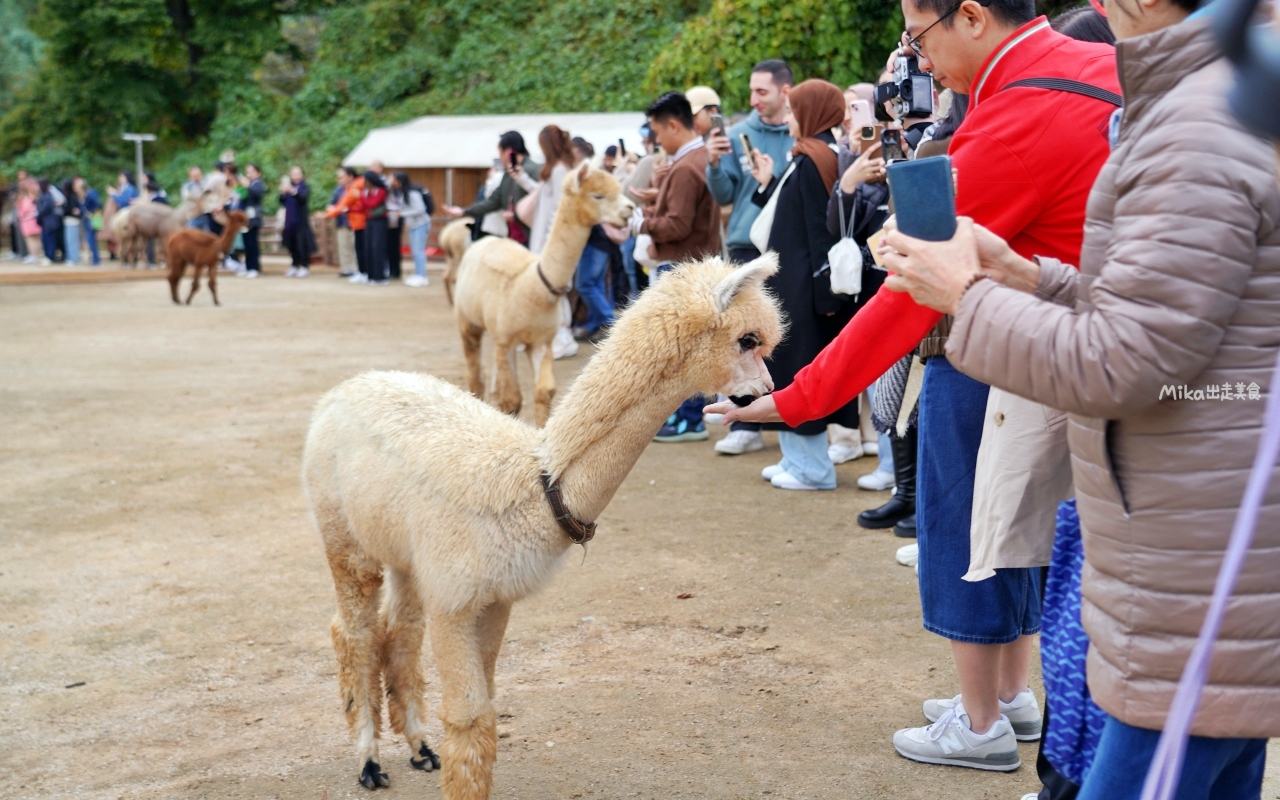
[
  {"left": 477, "top": 600, "right": 511, "bottom": 701},
  {"left": 430, "top": 609, "right": 497, "bottom": 800},
  {"left": 185, "top": 266, "right": 201, "bottom": 305},
  {"left": 327, "top": 547, "right": 389, "bottom": 790},
  {"left": 529, "top": 344, "right": 556, "bottom": 427},
  {"left": 491, "top": 341, "right": 522, "bottom": 417},
  {"left": 381, "top": 569, "right": 439, "bottom": 773},
  {"left": 460, "top": 321, "right": 484, "bottom": 399},
  {"left": 168, "top": 264, "right": 183, "bottom": 304},
  {"left": 208, "top": 265, "right": 220, "bottom": 306}
]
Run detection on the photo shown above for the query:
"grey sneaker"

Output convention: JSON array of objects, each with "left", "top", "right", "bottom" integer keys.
[
  {"left": 924, "top": 690, "right": 1042, "bottom": 742},
  {"left": 893, "top": 706, "right": 1021, "bottom": 771}
]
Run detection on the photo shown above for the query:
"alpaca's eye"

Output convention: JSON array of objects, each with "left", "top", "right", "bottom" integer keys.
[
  {"left": 591, "top": 193, "right": 605, "bottom": 200},
  {"left": 738, "top": 333, "right": 761, "bottom": 351}
]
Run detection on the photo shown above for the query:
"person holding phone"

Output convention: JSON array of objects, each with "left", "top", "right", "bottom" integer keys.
[
  {"left": 709, "top": 0, "right": 1120, "bottom": 771},
  {"left": 443, "top": 131, "right": 541, "bottom": 245},
  {"left": 704, "top": 59, "right": 796, "bottom": 455}
]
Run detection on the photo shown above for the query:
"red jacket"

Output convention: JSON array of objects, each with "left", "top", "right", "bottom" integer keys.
[{"left": 773, "top": 18, "right": 1119, "bottom": 426}]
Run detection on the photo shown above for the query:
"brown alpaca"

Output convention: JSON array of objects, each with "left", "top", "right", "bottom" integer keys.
[{"left": 165, "top": 211, "right": 247, "bottom": 306}]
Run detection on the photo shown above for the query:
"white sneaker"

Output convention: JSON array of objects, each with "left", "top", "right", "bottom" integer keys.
[
  {"left": 761, "top": 464, "right": 784, "bottom": 481},
  {"left": 284, "top": 267, "right": 299, "bottom": 277},
  {"left": 369, "top": 279, "right": 390, "bottom": 286},
  {"left": 552, "top": 326, "right": 578, "bottom": 360},
  {"left": 295, "top": 267, "right": 310, "bottom": 278},
  {"left": 403, "top": 274, "right": 429, "bottom": 287},
  {"left": 862, "top": 440, "right": 879, "bottom": 456},
  {"left": 224, "top": 256, "right": 242, "bottom": 271},
  {"left": 896, "top": 543, "right": 918, "bottom": 568},
  {"left": 828, "top": 442, "right": 864, "bottom": 464},
  {"left": 771, "top": 471, "right": 831, "bottom": 491},
  {"left": 893, "top": 705, "right": 1022, "bottom": 771},
  {"left": 240, "top": 270, "right": 259, "bottom": 278},
  {"left": 858, "top": 469, "right": 896, "bottom": 491},
  {"left": 924, "top": 690, "right": 1042, "bottom": 742},
  {"left": 715, "top": 430, "right": 764, "bottom": 455},
  {"left": 1021, "top": 794, "right": 1041, "bottom": 800},
  {"left": 348, "top": 272, "right": 369, "bottom": 284}
]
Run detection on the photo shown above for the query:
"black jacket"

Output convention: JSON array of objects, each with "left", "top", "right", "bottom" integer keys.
[
  {"left": 244, "top": 178, "right": 266, "bottom": 229},
  {"left": 750, "top": 132, "right": 859, "bottom": 435}
]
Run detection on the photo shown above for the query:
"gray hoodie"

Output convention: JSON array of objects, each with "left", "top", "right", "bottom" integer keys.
[{"left": 705, "top": 109, "right": 793, "bottom": 252}]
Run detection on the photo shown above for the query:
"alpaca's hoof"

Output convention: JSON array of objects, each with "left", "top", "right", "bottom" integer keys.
[
  {"left": 359, "top": 759, "right": 390, "bottom": 790},
  {"left": 410, "top": 742, "right": 440, "bottom": 771}
]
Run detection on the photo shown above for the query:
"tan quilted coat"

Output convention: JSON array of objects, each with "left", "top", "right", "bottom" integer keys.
[{"left": 946, "top": 17, "right": 1280, "bottom": 737}]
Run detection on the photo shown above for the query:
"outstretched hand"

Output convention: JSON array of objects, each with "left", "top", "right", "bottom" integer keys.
[{"left": 703, "top": 394, "right": 784, "bottom": 426}]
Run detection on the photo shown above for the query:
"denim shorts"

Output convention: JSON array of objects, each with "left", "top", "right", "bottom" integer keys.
[{"left": 916, "top": 357, "right": 1042, "bottom": 644}]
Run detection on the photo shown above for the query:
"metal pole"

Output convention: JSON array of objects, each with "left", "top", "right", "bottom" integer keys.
[{"left": 122, "top": 133, "right": 157, "bottom": 198}]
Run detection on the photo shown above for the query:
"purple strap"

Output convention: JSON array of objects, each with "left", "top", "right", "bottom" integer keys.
[{"left": 1140, "top": 348, "right": 1280, "bottom": 800}]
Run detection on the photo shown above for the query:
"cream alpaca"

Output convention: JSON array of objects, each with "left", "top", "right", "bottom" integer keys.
[
  {"left": 438, "top": 216, "right": 472, "bottom": 306},
  {"left": 452, "top": 164, "right": 633, "bottom": 426},
  {"left": 303, "top": 254, "right": 783, "bottom": 798}
]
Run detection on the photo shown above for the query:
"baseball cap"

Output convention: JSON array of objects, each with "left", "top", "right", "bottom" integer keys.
[{"left": 685, "top": 86, "right": 722, "bottom": 115}]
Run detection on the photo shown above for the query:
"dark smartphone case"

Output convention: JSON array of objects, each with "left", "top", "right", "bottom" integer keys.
[{"left": 886, "top": 156, "right": 956, "bottom": 241}]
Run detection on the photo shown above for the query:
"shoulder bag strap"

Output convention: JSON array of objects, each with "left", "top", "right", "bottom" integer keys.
[{"left": 1000, "top": 77, "right": 1123, "bottom": 107}]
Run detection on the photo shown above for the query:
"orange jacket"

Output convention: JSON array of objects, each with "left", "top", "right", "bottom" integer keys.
[{"left": 327, "top": 178, "right": 367, "bottom": 230}]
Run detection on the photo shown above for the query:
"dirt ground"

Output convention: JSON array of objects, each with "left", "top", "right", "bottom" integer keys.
[{"left": 2, "top": 267, "right": 1276, "bottom": 800}]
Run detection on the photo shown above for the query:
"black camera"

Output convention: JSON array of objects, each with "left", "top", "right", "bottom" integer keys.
[{"left": 874, "top": 54, "right": 934, "bottom": 122}]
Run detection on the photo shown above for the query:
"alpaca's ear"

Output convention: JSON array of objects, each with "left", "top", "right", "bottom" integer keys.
[
  {"left": 712, "top": 252, "right": 778, "bottom": 313},
  {"left": 570, "top": 162, "right": 591, "bottom": 193}
]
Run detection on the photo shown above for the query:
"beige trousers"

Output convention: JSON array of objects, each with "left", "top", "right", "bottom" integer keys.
[
  {"left": 963, "top": 388, "right": 1073, "bottom": 582},
  {"left": 336, "top": 227, "right": 357, "bottom": 273}
]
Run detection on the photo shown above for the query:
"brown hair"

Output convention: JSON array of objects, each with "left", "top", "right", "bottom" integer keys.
[{"left": 539, "top": 126, "right": 575, "bottom": 181}]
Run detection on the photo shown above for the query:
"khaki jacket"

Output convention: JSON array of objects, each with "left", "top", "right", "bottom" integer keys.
[{"left": 946, "top": 18, "right": 1280, "bottom": 737}]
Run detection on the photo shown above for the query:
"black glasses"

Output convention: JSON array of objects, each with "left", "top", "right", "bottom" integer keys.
[{"left": 905, "top": 0, "right": 965, "bottom": 58}]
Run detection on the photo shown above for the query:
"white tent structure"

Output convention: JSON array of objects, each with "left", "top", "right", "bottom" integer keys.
[{"left": 343, "top": 112, "right": 648, "bottom": 170}]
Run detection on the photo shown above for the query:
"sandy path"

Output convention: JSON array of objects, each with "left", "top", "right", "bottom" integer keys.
[{"left": 0, "top": 274, "right": 1274, "bottom": 799}]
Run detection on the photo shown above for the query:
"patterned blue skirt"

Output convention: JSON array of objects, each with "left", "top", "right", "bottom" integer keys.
[{"left": 1041, "top": 498, "right": 1107, "bottom": 785}]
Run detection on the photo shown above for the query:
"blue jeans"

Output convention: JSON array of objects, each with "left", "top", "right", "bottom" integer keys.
[
  {"left": 85, "top": 225, "right": 100, "bottom": 264},
  {"left": 779, "top": 430, "right": 837, "bottom": 489},
  {"left": 40, "top": 226, "right": 61, "bottom": 262},
  {"left": 63, "top": 224, "right": 80, "bottom": 264},
  {"left": 575, "top": 244, "right": 614, "bottom": 333},
  {"left": 1078, "top": 714, "right": 1267, "bottom": 800},
  {"left": 188, "top": 214, "right": 212, "bottom": 231},
  {"left": 864, "top": 382, "right": 893, "bottom": 475},
  {"left": 619, "top": 236, "right": 638, "bottom": 300},
  {"left": 409, "top": 222, "right": 430, "bottom": 277},
  {"left": 917, "top": 357, "right": 1041, "bottom": 644}
]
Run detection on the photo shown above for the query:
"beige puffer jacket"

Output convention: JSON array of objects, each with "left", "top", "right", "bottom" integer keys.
[{"left": 945, "top": 17, "right": 1280, "bottom": 738}]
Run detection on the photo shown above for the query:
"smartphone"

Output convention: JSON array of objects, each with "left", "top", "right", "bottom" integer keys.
[
  {"left": 881, "top": 128, "right": 905, "bottom": 163},
  {"left": 618, "top": 138, "right": 626, "bottom": 157},
  {"left": 739, "top": 133, "right": 758, "bottom": 172},
  {"left": 886, "top": 156, "right": 957, "bottom": 241},
  {"left": 709, "top": 113, "right": 726, "bottom": 138},
  {"left": 508, "top": 151, "right": 518, "bottom": 168},
  {"left": 850, "top": 100, "right": 877, "bottom": 141}
]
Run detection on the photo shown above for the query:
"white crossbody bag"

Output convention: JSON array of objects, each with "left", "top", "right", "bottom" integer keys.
[{"left": 748, "top": 160, "right": 796, "bottom": 253}]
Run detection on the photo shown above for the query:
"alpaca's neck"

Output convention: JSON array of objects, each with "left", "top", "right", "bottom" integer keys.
[
  {"left": 218, "top": 225, "right": 241, "bottom": 253},
  {"left": 537, "top": 205, "right": 592, "bottom": 288},
  {"left": 539, "top": 340, "right": 697, "bottom": 523}
]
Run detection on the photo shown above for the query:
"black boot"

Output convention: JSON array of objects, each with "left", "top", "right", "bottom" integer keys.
[
  {"left": 893, "top": 513, "right": 917, "bottom": 538},
  {"left": 856, "top": 424, "right": 916, "bottom": 529}
]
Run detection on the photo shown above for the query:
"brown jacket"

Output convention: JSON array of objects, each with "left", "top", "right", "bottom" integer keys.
[
  {"left": 946, "top": 18, "right": 1280, "bottom": 737},
  {"left": 640, "top": 144, "right": 721, "bottom": 263}
]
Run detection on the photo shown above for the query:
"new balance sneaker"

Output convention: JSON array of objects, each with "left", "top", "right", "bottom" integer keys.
[
  {"left": 770, "top": 470, "right": 832, "bottom": 491},
  {"left": 761, "top": 464, "right": 784, "bottom": 481},
  {"left": 924, "top": 690, "right": 1042, "bottom": 742},
  {"left": 653, "top": 414, "right": 708, "bottom": 443},
  {"left": 857, "top": 468, "right": 896, "bottom": 491},
  {"left": 715, "top": 430, "right": 764, "bottom": 455},
  {"left": 893, "top": 706, "right": 1022, "bottom": 771},
  {"left": 828, "top": 442, "right": 864, "bottom": 464}
]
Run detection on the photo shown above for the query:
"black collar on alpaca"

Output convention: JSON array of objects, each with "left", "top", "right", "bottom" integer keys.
[
  {"left": 537, "top": 261, "right": 572, "bottom": 297},
  {"left": 541, "top": 471, "right": 596, "bottom": 544}
]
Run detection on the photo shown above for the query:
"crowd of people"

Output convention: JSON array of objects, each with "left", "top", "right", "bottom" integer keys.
[{"left": 3, "top": 0, "right": 1278, "bottom": 794}]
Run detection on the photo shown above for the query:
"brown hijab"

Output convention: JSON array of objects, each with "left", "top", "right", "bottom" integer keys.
[{"left": 788, "top": 79, "right": 846, "bottom": 193}]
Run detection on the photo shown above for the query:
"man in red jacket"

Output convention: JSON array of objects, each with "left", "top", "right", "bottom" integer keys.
[{"left": 710, "top": 0, "right": 1119, "bottom": 772}]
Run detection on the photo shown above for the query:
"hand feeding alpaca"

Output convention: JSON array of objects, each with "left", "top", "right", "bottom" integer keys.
[
  {"left": 303, "top": 254, "right": 782, "bottom": 798},
  {"left": 165, "top": 210, "right": 247, "bottom": 306},
  {"left": 453, "top": 163, "right": 634, "bottom": 426}
]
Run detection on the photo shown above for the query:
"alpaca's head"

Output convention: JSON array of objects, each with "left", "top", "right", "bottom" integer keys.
[
  {"left": 559, "top": 163, "right": 633, "bottom": 228},
  {"left": 600, "top": 252, "right": 784, "bottom": 400}
]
